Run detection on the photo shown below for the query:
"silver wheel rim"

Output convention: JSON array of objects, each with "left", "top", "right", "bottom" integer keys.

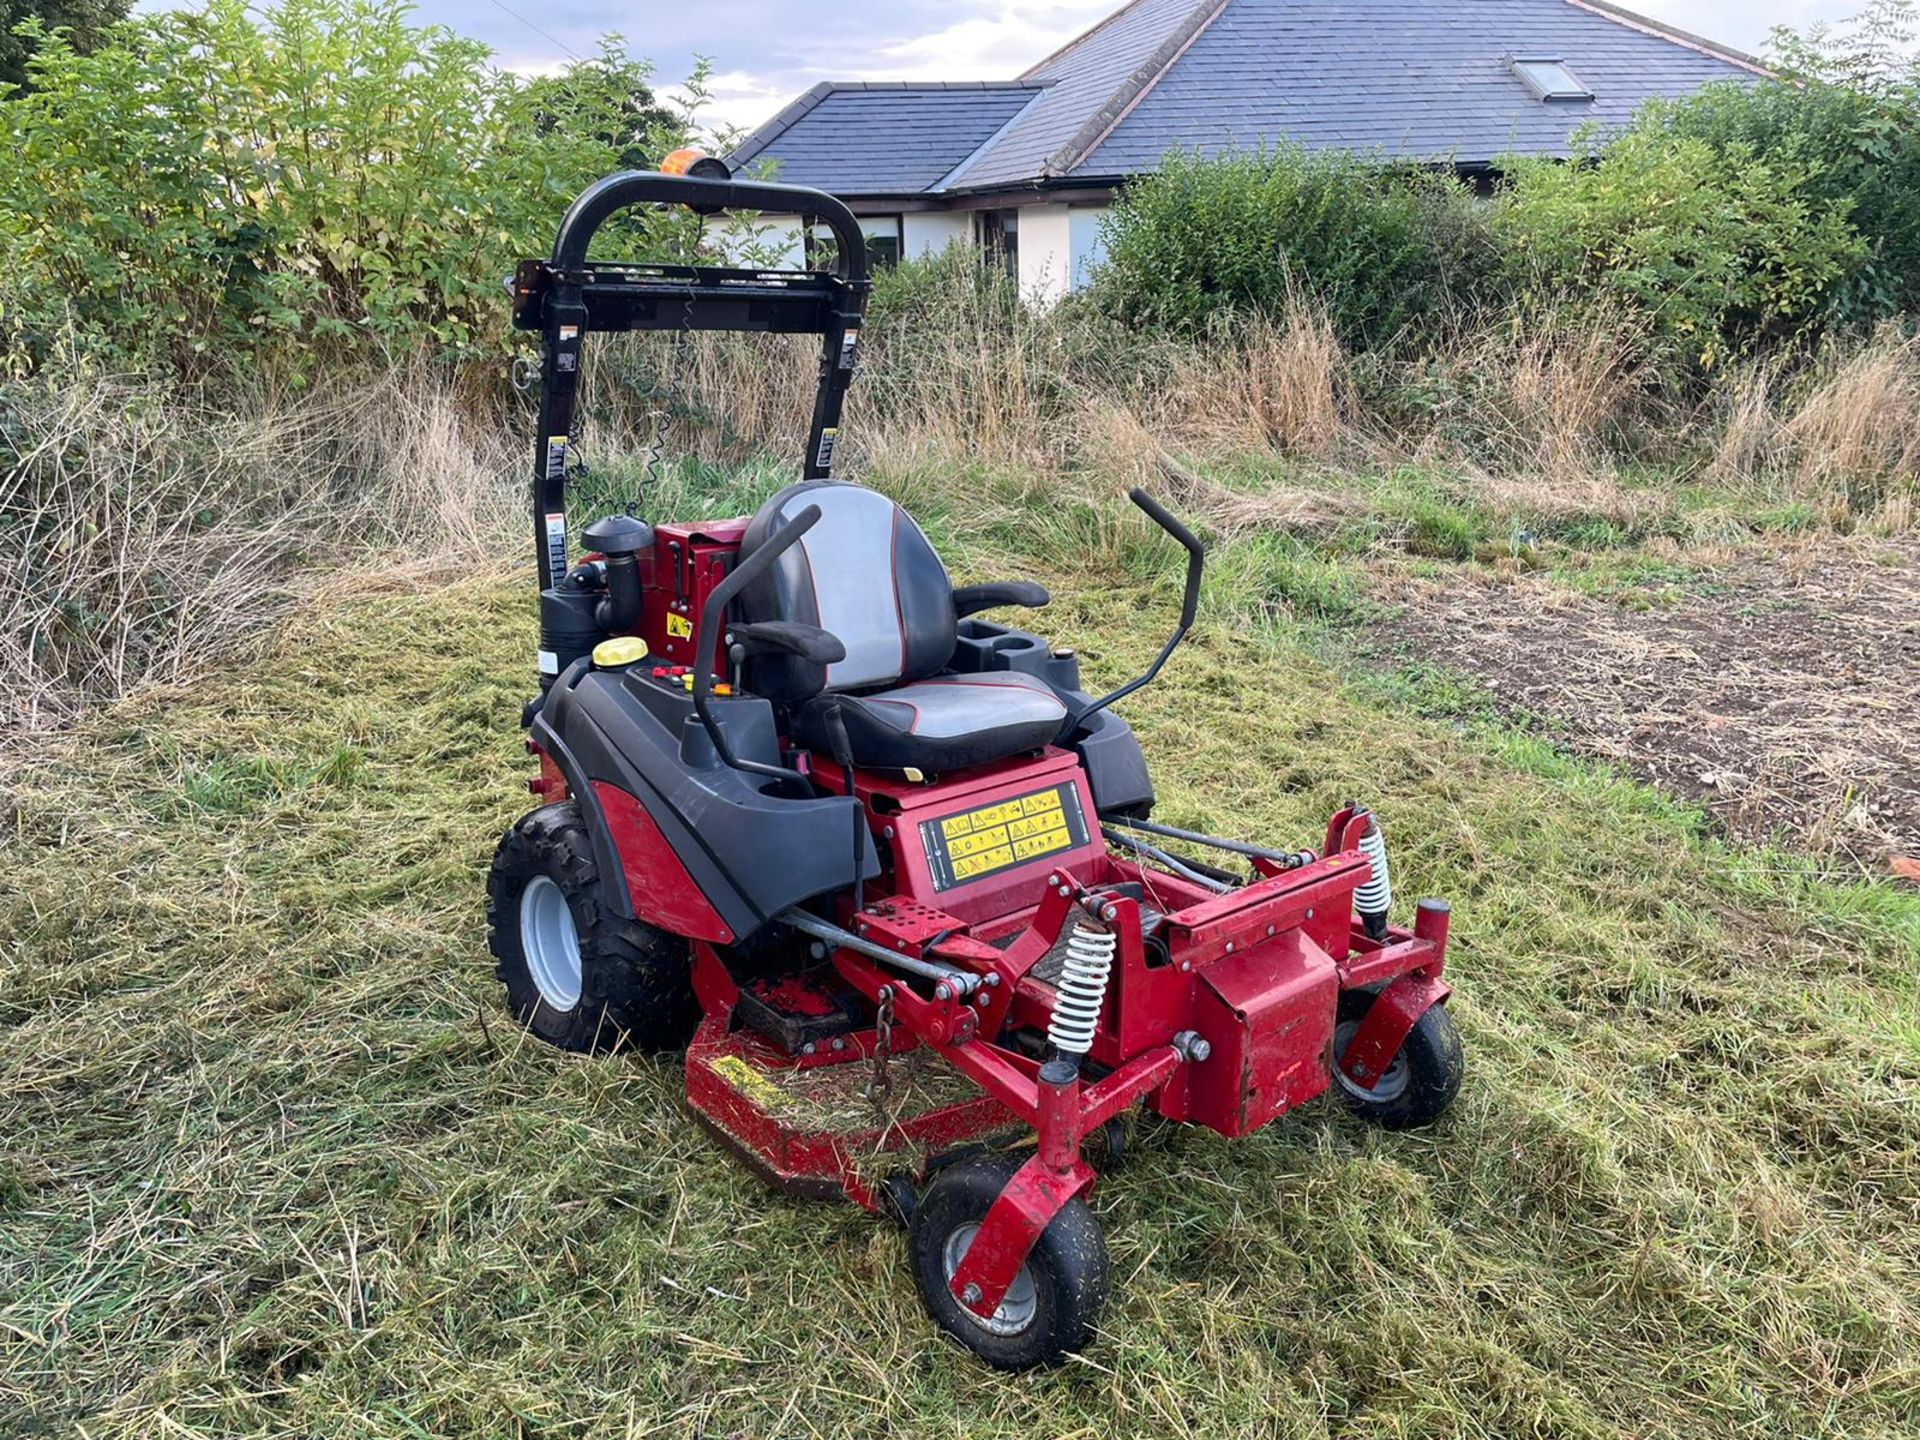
[
  {"left": 943, "top": 1222, "right": 1039, "bottom": 1337},
  {"left": 1333, "top": 1019, "right": 1411, "bottom": 1103},
  {"left": 520, "top": 875, "right": 582, "bottom": 1011}
]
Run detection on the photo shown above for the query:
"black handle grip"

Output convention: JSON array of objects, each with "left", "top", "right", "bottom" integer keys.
[
  {"left": 552, "top": 171, "right": 870, "bottom": 285},
  {"left": 823, "top": 701, "right": 855, "bottom": 770},
  {"left": 692, "top": 505, "right": 822, "bottom": 781},
  {"left": 1128, "top": 486, "right": 1204, "bottom": 631}
]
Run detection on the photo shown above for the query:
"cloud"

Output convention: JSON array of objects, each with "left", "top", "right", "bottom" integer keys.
[
  {"left": 1621, "top": 0, "right": 1869, "bottom": 55},
  {"left": 857, "top": 2, "right": 1117, "bottom": 79}
]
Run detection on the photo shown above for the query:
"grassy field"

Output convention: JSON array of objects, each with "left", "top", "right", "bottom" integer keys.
[{"left": 3, "top": 468, "right": 1917, "bottom": 1439}]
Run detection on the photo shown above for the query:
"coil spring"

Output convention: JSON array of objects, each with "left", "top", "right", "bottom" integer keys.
[
  {"left": 1354, "top": 819, "right": 1393, "bottom": 918},
  {"left": 1046, "top": 921, "right": 1116, "bottom": 1056}
]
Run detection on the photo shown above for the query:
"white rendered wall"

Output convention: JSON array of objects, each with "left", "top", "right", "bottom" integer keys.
[
  {"left": 903, "top": 211, "right": 972, "bottom": 259},
  {"left": 1016, "top": 203, "right": 1072, "bottom": 305},
  {"left": 715, "top": 205, "right": 1102, "bottom": 296},
  {"left": 705, "top": 214, "right": 804, "bottom": 266}
]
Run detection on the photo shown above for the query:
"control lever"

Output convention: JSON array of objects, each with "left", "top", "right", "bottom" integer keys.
[
  {"left": 1061, "top": 487, "right": 1205, "bottom": 734},
  {"left": 822, "top": 700, "right": 864, "bottom": 915},
  {"left": 691, "top": 506, "right": 822, "bottom": 783}
]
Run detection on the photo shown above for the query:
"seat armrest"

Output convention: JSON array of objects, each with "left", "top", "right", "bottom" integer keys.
[
  {"left": 952, "top": 581, "right": 1050, "bottom": 619},
  {"left": 726, "top": 620, "right": 846, "bottom": 667}
]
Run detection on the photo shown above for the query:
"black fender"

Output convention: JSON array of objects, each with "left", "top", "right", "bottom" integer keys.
[{"left": 531, "top": 661, "right": 878, "bottom": 939}]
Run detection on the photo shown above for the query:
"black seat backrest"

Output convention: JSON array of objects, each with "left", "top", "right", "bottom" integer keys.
[{"left": 736, "top": 481, "right": 957, "bottom": 704}]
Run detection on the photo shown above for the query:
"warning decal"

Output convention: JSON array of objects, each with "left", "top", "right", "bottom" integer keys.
[
  {"left": 919, "top": 782, "right": 1089, "bottom": 891},
  {"left": 544, "top": 511, "right": 567, "bottom": 586}
]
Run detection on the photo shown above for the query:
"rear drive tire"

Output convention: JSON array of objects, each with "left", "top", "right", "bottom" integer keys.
[
  {"left": 908, "top": 1152, "right": 1107, "bottom": 1370},
  {"left": 1330, "top": 984, "right": 1464, "bottom": 1130},
  {"left": 487, "top": 802, "right": 698, "bottom": 1054}
]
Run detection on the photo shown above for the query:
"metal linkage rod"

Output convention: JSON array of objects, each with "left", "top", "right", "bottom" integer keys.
[
  {"left": 1103, "top": 815, "right": 1311, "bottom": 867},
  {"left": 1100, "top": 827, "right": 1235, "bottom": 895},
  {"left": 776, "top": 908, "right": 982, "bottom": 994}
]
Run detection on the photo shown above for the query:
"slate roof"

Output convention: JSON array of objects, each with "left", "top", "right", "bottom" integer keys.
[
  {"left": 729, "top": 0, "right": 1765, "bottom": 198},
  {"left": 727, "top": 82, "right": 1044, "bottom": 195}
]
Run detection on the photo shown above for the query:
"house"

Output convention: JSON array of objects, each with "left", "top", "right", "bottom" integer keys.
[{"left": 726, "top": 0, "right": 1766, "bottom": 300}]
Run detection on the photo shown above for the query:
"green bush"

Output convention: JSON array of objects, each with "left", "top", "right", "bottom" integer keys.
[
  {"left": 0, "top": 0, "right": 128, "bottom": 94},
  {"left": 1090, "top": 145, "right": 1499, "bottom": 349},
  {"left": 1493, "top": 125, "right": 1863, "bottom": 369},
  {"left": 0, "top": 0, "right": 710, "bottom": 372},
  {"left": 1660, "top": 6, "right": 1920, "bottom": 322}
]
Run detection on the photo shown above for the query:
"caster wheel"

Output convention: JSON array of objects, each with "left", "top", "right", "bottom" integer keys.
[
  {"left": 1096, "top": 1114, "right": 1129, "bottom": 1169},
  {"left": 880, "top": 1174, "right": 918, "bottom": 1229},
  {"left": 486, "top": 803, "right": 698, "bottom": 1054},
  {"left": 1330, "top": 985, "right": 1464, "bottom": 1129},
  {"left": 908, "top": 1153, "right": 1107, "bottom": 1370}
]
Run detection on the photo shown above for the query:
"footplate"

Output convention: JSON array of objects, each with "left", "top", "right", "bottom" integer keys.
[{"left": 734, "top": 969, "right": 864, "bottom": 1054}]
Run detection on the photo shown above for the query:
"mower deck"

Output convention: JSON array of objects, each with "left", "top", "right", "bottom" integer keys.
[{"left": 686, "top": 1016, "right": 1019, "bottom": 1206}]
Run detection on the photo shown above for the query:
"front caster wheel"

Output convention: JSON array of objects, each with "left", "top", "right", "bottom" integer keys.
[
  {"left": 1331, "top": 985, "right": 1464, "bottom": 1129},
  {"left": 908, "top": 1153, "right": 1107, "bottom": 1371}
]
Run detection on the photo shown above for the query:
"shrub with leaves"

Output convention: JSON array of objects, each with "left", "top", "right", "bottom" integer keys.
[
  {"left": 1493, "top": 126, "right": 1863, "bottom": 370},
  {"left": 1089, "top": 145, "right": 1500, "bottom": 350},
  {"left": 1660, "top": 2, "right": 1920, "bottom": 323},
  {"left": 0, "top": 0, "right": 128, "bottom": 94},
  {"left": 0, "top": 0, "right": 712, "bottom": 372}
]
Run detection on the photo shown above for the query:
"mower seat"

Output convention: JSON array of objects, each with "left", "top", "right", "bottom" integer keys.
[{"left": 737, "top": 481, "right": 1068, "bottom": 772}]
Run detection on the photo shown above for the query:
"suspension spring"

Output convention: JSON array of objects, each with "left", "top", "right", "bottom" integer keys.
[
  {"left": 1046, "top": 922, "right": 1116, "bottom": 1056},
  {"left": 1354, "top": 815, "right": 1393, "bottom": 924}
]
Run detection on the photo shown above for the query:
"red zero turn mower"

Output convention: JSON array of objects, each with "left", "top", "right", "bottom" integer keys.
[{"left": 489, "top": 163, "right": 1466, "bottom": 1369}]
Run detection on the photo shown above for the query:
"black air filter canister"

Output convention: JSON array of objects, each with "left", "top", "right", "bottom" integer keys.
[{"left": 539, "top": 584, "right": 603, "bottom": 680}]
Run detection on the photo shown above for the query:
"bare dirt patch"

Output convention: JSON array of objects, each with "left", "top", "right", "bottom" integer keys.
[{"left": 1370, "top": 535, "right": 1920, "bottom": 864}]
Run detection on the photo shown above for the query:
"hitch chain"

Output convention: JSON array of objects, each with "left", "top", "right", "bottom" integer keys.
[{"left": 867, "top": 986, "right": 896, "bottom": 1113}]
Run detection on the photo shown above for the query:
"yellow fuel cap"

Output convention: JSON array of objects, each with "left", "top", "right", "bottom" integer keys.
[{"left": 592, "top": 635, "right": 649, "bottom": 668}]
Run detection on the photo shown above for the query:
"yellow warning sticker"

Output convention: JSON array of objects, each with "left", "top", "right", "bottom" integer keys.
[
  {"left": 665, "top": 612, "right": 693, "bottom": 640},
  {"left": 920, "top": 782, "right": 1088, "bottom": 891}
]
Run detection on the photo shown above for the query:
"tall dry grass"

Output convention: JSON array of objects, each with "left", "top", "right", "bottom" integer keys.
[
  {"left": 5, "top": 260, "right": 1915, "bottom": 736},
  {"left": 1, "top": 361, "right": 518, "bottom": 733}
]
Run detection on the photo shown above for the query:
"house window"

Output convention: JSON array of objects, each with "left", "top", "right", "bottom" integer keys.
[
  {"left": 1510, "top": 56, "right": 1593, "bottom": 100},
  {"left": 978, "top": 209, "right": 1019, "bottom": 280},
  {"left": 861, "top": 215, "right": 903, "bottom": 269}
]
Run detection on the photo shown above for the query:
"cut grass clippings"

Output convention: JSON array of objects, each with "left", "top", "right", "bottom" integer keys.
[{"left": 2, "top": 518, "right": 1918, "bottom": 1437}]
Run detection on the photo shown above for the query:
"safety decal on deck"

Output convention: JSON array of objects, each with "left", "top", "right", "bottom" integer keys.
[
  {"left": 919, "top": 782, "right": 1090, "bottom": 891},
  {"left": 545, "top": 434, "right": 568, "bottom": 480},
  {"left": 815, "top": 427, "right": 838, "bottom": 470}
]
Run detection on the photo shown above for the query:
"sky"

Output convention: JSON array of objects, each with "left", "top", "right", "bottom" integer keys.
[{"left": 146, "top": 1, "right": 1873, "bottom": 132}]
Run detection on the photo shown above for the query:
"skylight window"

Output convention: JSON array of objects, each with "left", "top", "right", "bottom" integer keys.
[{"left": 1510, "top": 56, "right": 1594, "bottom": 100}]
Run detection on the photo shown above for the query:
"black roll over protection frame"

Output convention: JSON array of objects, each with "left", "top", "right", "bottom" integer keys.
[{"left": 511, "top": 169, "right": 873, "bottom": 595}]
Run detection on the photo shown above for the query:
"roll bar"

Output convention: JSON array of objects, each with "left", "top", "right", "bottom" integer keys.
[
  {"left": 520, "top": 168, "right": 872, "bottom": 596},
  {"left": 549, "top": 170, "right": 870, "bottom": 285}
]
